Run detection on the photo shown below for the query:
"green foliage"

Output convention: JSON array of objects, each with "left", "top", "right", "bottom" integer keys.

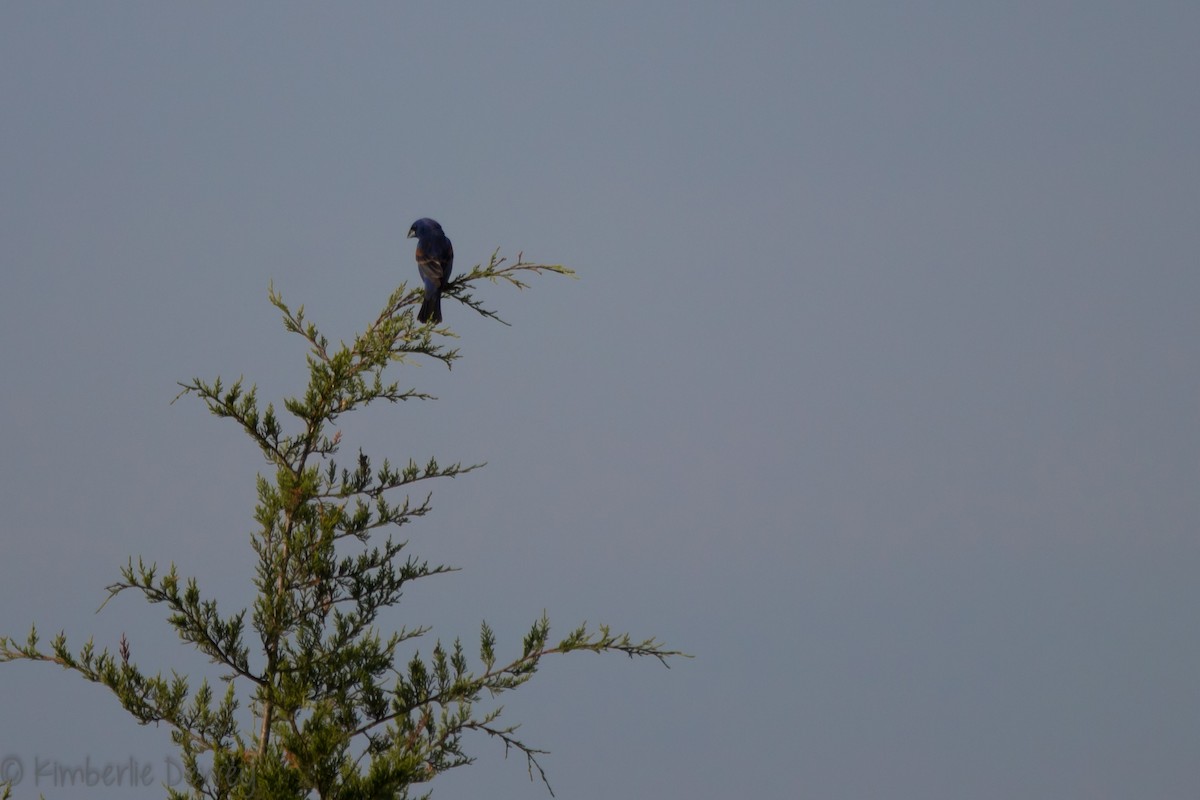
[{"left": 0, "top": 252, "right": 686, "bottom": 799}]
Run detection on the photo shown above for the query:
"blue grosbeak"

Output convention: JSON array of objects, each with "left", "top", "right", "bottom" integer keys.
[{"left": 407, "top": 217, "right": 454, "bottom": 324}]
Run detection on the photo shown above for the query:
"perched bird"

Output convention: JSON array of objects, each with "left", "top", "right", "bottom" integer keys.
[{"left": 407, "top": 218, "right": 454, "bottom": 324}]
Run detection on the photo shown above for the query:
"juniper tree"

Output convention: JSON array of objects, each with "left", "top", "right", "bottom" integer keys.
[{"left": 0, "top": 252, "right": 684, "bottom": 799}]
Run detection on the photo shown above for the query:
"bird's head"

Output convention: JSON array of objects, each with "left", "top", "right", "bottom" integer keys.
[{"left": 407, "top": 218, "right": 443, "bottom": 239}]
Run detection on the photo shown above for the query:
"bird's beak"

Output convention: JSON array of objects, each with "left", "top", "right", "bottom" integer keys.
[{"left": 406, "top": 229, "right": 416, "bottom": 239}]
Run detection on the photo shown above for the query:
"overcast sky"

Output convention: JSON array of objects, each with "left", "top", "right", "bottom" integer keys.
[{"left": 2, "top": 4, "right": 1198, "bottom": 799}]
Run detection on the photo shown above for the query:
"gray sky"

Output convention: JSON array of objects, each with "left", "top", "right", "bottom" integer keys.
[{"left": 2, "top": 3, "right": 1198, "bottom": 798}]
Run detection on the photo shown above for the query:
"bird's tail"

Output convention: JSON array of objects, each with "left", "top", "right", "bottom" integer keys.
[{"left": 418, "top": 291, "right": 442, "bottom": 324}]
